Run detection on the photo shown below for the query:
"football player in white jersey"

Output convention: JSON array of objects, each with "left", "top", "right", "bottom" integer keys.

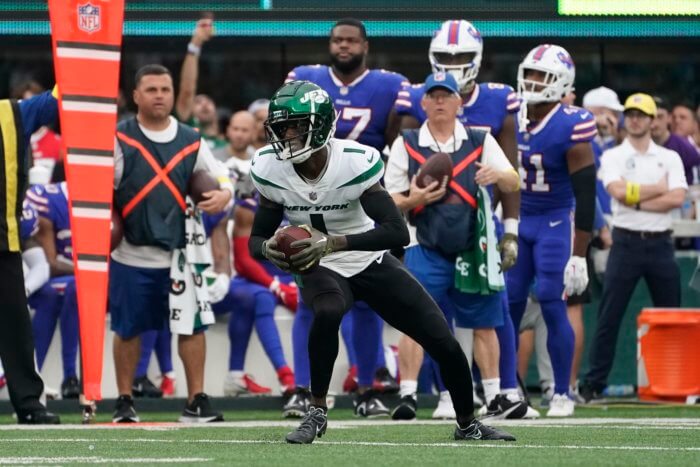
[{"left": 248, "top": 81, "right": 515, "bottom": 444}]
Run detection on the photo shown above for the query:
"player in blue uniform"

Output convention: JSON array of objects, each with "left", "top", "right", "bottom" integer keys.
[
  {"left": 506, "top": 44, "right": 597, "bottom": 417},
  {"left": 284, "top": 18, "right": 408, "bottom": 416},
  {"left": 25, "top": 182, "right": 80, "bottom": 399},
  {"left": 209, "top": 177, "right": 297, "bottom": 399},
  {"left": 392, "top": 19, "right": 530, "bottom": 421}
]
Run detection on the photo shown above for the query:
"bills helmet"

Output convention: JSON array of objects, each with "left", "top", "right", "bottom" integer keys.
[
  {"left": 429, "top": 20, "right": 483, "bottom": 92},
  {"left": 517, "top": 44, "right": 575, "bottom": 104}
]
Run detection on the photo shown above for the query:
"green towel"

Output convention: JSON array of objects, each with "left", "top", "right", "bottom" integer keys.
[{"left": 454, "top": 186, "right": 505, "bottom": 295}]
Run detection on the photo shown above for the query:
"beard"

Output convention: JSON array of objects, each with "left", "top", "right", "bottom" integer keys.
[{"left": 330, "top": 53, "right": 364, "bottom": 74}]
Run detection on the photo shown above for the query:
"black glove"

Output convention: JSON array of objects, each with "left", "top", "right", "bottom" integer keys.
[
  {"left": 498, "top": 233, "right": 518, "bottom": 272},
  {"left": 262, "top": 237, "right": 291, "bottom": 272},
  {"left": 289, "top": 225, "right": 334, "bottom": 271}
]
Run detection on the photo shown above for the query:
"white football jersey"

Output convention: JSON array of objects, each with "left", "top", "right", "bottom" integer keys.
[{"left": 251, "top": 138, "right": 385, "bottom": 277}]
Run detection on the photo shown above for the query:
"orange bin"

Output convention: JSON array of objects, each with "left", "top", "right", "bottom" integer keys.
[{"left": 638, "top": 308, "right": 700, "bottom": 402}]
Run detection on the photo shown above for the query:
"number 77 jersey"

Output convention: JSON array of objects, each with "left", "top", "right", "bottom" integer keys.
[
  {"left": 516, "top": 103, "right": 597, "bottom": 215},
  {"left": 286, "top": 65, "right": 409, "bottom": 151}
]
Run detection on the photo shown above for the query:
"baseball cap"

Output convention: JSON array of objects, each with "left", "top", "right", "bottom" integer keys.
[
  {"left": 582, "top": 86, "right": 624, "bottom": 112},
  {"left": 424, "top": 72, "right": 460, "bottom": 95},
  {"left": 624, "top": 93, "right": 657, "bottom": 117}
]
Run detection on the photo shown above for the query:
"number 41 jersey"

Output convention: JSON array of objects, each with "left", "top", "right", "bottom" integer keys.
[
  {"left": 516, "top": 103, "right": 596, "bottom": 215},
  {"left": 286, "top": 65, "right": 408, "bottom": 151},
  {"left": 250, "top": 138, "right": 384, "bottom": 278}
]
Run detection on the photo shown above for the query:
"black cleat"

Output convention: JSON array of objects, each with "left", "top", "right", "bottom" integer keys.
[
  {"left": 112, "top": 395, "right": 140, "bottom": 423},
  {"left": 480, "top": 394, "right": 529, "bottom": 421},
  {"left": 132, "top": 376, "right": 163, "bottom": 398},
  {"left": 373, "top": 367, "right": 400, "bottom": 394},
  {"left": 391, "top": 395, "right": 417, "bottom": 420},
  {"left": 354, "top": 389, "right": 390, "bottom": 418},
  {"left": 17, "top": 409, "right": 61, "bottom": 425},
  {"left": 179, "top": 393, "right": 224, "bottom": 423},
  {"left": 579, "top": 381, "right": 605, "bottom": 404},
  {"left": 283, "top": 387, "right": 311, "bottom": 418},
  {"left": 285, "top": 406, "right": 328, "bottom": 444},
  {"left": 455, "top": 419, "right": 516, "bottom": 441},
  {"left": 61, "top": 376, "right": 81, "bottom": 399}
]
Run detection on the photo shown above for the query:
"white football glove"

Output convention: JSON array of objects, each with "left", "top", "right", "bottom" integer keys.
[
  {"left": 207, "top": 273, "right": 230, "bottom": 304},
  {"left": 563, "top": 256, "right": 588, "bottom": 296}
]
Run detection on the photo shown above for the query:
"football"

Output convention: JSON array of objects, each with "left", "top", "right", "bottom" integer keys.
[
  {"left": 188, "top": 171, "right": 219, "bottom": 204},
  {"left": 110, "top": 209, "right": 123, "bottom": 252},
  {"left": 416, "top": 152, "right": 453, "bottom": 189},
  {"left": 274, "top": 225, "right": 317, "bottom": 272}
]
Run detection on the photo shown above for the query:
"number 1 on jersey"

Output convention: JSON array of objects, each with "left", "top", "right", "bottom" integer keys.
[
  {"left": 310, "top": 213, "right": 328, "bottom": 234},
  {"left": 518, "top": 150, "right": 550, "bottom": 192},
  {"left": 341, "top": 107, "right": 372, "bottom": 141}
]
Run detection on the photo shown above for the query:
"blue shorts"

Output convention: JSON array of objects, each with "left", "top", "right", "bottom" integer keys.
[
  {"left": 109, "top": 260, "right": 170, "bottom": 338},
  {"left": 405, "top": 245, "right": 503, "bottom": 329}
]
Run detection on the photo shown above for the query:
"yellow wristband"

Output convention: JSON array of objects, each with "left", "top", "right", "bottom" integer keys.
[{"left": 625, "top": 182, "right": 641, "bottom": 205}]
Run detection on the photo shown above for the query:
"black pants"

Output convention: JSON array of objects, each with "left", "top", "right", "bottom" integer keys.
[
  {"left": 298, "top": 253, "right": 474, "bottom": 421},
  {"left": 0, "top": 252, "right": 45, "bottom": 414},
  {"left": 586, "top": 229, "right": 680, "bottom": 389}
]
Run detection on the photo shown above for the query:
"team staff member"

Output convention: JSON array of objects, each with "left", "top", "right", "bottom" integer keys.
[
  {"left": 385, "top": 72, "right": 522, "bottom": 419},
  {"left": 110, "top": 64, "right": 232, "bottom": 423},
  {"left": 0, "top": 87, "right": 60, "bottom": 424},
  {"left": 581, "top": 94, "right": 687, "bottom": 402}
]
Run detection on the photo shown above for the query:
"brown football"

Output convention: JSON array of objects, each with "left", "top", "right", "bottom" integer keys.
[
  {"left": 110, "top": 209, "right": 123, "bottom": 252},
  {"left": 188, "top": 171, "right": 219, "bottom": 204},
  {"left": 416, "top": 152, "right": 453, "bottom": 189},
  {"left": 274, "top": 225, "right": 318, "bottom": 273}
]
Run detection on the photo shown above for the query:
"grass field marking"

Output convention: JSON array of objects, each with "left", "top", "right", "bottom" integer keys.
[
  {"left": 0, "top": 457, "right": 211, "bottom": 464},
  {"left": 1, "top": 438, "right": 699, "bottom": 452},
  {"left": 1, "top": 417, "right": 700, "bottom": 430}
]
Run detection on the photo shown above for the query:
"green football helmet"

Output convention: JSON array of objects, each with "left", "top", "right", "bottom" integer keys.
[{"left": 265, "top": 80, "right": 336, "bottom": 163}]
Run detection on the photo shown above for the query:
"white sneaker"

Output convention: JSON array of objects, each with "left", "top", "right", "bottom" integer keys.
[
  {"left": 546, "top": 393, "right": 575, "bottom": 417},
  {"left": 432, "top": 391, "right": 456, "bottom": 419}
]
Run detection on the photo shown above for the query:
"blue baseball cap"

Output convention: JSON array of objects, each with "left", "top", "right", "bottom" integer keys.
[{"left": 424, "top": 72, "right": 460, "bottom": 95}]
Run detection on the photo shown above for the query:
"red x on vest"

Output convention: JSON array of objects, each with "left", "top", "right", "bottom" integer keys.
[
  {"left": 116, "top": 132, "right": 200, "bottom": 218},
  {"left": 404, "top": 141, "right": 483, "bottom": 211}
]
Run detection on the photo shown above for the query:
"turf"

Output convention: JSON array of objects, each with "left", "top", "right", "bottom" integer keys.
[{"left": 0, "top": 405, "right": 698, "bottom": 466}]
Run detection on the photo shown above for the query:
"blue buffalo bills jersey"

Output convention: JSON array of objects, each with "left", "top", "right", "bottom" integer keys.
[
  {"left": 286, "top": 65, "right": 408, "bottom": 151},
  {"left": 26, "top": 182, "right": 72, "bottom": 262},
  {"left": 516, "top": 103, "right": 596, "bottom": 215},
  {"left": 20, "top": 199, "right": 39, "bottom": 241},
  {"left": 394, "top": 82, "right": 520, "bottom": 136}
]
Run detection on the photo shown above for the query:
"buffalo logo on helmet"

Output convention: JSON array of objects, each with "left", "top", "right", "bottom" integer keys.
[
  {"left": 557, "top": 52, "right": 574, "bottom": 70},
  {"left": 77, "top": 3, "right": 101, "bottom": 34}
]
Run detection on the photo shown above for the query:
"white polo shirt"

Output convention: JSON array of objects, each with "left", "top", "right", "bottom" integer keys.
[{"left": 598, "top": 138, "right": 687, "bottom": 232}]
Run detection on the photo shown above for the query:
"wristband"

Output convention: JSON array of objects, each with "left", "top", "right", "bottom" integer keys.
[
  {"left": 503, "top": 218, "right": 519, "bottom": 236},
  {"left": 187, "top": 42, "right": 201, "bottom": 56},
  {"left": 625, "top": 182, "right": 640, "bottom": 205}
]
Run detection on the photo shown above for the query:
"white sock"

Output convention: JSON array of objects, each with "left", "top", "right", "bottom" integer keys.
[
  {"left": 164, "top": 371, "right": 176, "bottom": 379},
  {"left": 400, "top": 380, "right": 418, "bottom": 399},
  {"left": 501, "top": 388, "right": 520, "bottom": 402},
  {"left": 230, "top": 370, "right": 245, "bottom": 380},
  {"left": 483, "top": 378, "right": 501, "bottom": 405}
]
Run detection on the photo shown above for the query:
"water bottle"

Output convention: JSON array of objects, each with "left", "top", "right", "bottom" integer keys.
[{"left": 603, "top": 384, "right": 635, "bottom": 397}]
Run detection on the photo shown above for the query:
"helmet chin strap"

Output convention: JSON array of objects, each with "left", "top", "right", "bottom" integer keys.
[{"left": 517, "top": 104, "right": 530, "bottom": 133}]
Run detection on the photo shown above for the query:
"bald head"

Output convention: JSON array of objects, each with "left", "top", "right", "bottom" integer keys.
[{"left": 226, "top": 110, "right": 256, "bottom": 155}]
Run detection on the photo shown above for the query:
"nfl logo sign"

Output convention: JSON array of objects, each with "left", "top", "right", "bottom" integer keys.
[{"left": 77, "top": 3, "right": 101, "bottom": 34}]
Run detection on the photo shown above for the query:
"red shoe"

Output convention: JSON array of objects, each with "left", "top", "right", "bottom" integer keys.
[
  {"left": 277, "top": 366, "right": 295, "bottom": 397},
  {"left": 0, "top": 375, "right": 6, "bottom": 390},
  {"left": 160, "top": 374, "right": 176, "bottom": 398},
  {"left": 342, "top": 365, "right": 358, "bottom": 393},
  {"left": 224, "top": 373, "right": 272, "bottom": 396}
]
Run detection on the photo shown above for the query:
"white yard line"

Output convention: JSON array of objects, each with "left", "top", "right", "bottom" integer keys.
[
  {"left": 1, "top": 417, "right": 699, "bottom": 430},
  {"left": 0, "top": 457, "right": 210, "bottom": 464},
  {"left": 0, "top": 438, "right": 698, "bottom": 452}
]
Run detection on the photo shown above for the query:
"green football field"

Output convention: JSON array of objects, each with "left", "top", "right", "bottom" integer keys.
[{"left": 0, "top": 405, "right": 699, "bottom": 466}]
